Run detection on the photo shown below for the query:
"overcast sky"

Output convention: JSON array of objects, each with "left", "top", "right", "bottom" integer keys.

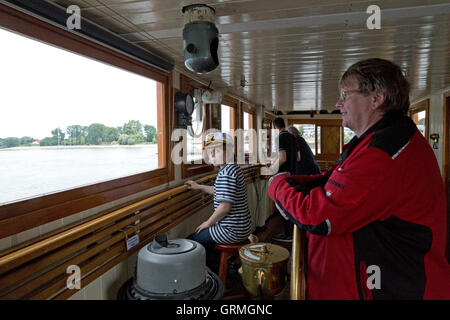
[{"left": 0, "top": 27, "right": 158, "bottom": 140}]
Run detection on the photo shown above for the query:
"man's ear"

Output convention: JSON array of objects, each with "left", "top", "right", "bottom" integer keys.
[{"left": 371, "top": 90, "right": 386, "bottom": 110}]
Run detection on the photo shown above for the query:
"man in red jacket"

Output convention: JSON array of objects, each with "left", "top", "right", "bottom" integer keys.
[{"left": 268, "top": 58, "right": 450, "bottom": 299}]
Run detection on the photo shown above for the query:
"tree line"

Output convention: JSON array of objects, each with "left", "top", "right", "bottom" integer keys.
[{"left": 0, "top": 120, "right": 157, "bottom": 149}]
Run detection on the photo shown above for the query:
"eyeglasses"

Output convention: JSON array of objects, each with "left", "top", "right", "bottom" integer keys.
[{"left": 339, "top": 89, "right": 361, "bottom": 101}]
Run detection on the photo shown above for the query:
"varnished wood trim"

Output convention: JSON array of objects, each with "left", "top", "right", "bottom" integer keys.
[
  {"left": 52, "top": 248, "right": 126, "bottom": 300},
  {"left": 0, "top": 168, "right": 167, "bottom": 221},
  {"left": 240, "top": 104, "right": 257, "bottom": 157},
  {"left": 443, "top": 92, "right": 450, "bottom": 262},
  {"left": 183, "top": 163, "right": 216, "bottom": 179},
  {"left": 264, "top": 112, "right": 276, "bottom": 121},
  {"left": 0, "top": 213, "right": 140, "bottom": 295},
  {"left": 0, "top": 174, "right": 216, "bottom": 273},
  {"left": 0, "top": 3, "right": 168, "bottom": 82},
  {"left": 0, "top": 173, "right": 168, "bottom": 239},
  {"left": 288, "top": 119, "right": 343, "bottom": 126},
  {"left": 167, "top": 72, "right": 175, "bottom": 182},
  {"left": 442, "top": 92, "right": 450, "bottom": 182},
  {"left": 53, "top": 201, "right": 214, "bottom": 300},
  {"left": 222, "top": 98, "right": 238, "bottom": 155},
  {"left": 0, "top": 167, "right": 259, "bottom": 300},
  {"left": 30, "top": 241, "right": 125, "bottom": 300}
]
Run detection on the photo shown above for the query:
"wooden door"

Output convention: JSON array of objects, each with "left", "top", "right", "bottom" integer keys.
[{"left": 321, "top": 125, "right": 341, "bottom": 156}]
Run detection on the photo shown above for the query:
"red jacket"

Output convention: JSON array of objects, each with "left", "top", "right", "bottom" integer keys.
[{"left": 268, "top": 114, "right": 450, "bottom": 299}]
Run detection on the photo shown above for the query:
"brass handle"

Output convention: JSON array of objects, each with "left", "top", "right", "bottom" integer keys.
[
  {"left": 249, "top": 244, "right": 269, "bottom": 255},
  {"left": 257, "top": 269, "right": 265, "bottom": 286}
]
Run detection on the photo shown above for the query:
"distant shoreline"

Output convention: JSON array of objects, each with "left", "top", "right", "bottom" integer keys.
[{"left": 0, "top": 144, "right": 157, "bottom": 151}]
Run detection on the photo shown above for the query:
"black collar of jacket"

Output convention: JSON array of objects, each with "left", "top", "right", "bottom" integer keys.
[{"left": 338, "top": 111, "right": 417, "bottom": 164}]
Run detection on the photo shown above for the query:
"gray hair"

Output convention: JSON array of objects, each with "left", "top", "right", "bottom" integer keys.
[
  {"left": 340, "top": 58, "right": 410, "bottom": 115},
  {"left": 287, "top": 126, "right": 301, "bottom": 137}
]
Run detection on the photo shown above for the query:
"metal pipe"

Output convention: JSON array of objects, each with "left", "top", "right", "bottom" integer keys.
[{"left": 290, "top": 225, "right": 306, "bottom": 300}]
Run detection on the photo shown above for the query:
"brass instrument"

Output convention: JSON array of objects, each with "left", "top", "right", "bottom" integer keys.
[{"left": 238, "top": 243, "right": 290, "bottom": 299}]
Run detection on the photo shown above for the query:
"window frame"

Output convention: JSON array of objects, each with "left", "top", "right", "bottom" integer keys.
[
  {"left": 0, "top": 3, "right": 172, "bottom": 238},
  {"left": 264, "top": 112, "right": 276, "bottom": 157},
  {"left": 241, "top": 103, "right": 257, "bottom": 159},
  {"left": 408, "top": 99, "right": 430, "bottom": 140},
  {"left": 180, "top": 74, "right": 214, "bottom": 179},
  {"left": 443, "top": 91, "right": 450, "bottom": 263},
  {"left": 288, "top": 119, "right": 343, "bottom": 162},
  {"left": 443, "top": 91, "right": 450, "bottom": 182},
  {"left": 221, "top": 96, "right": 238, "bottom": 155}
]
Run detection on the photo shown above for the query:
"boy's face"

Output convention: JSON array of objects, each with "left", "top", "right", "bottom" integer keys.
[{"left": 206, "top": 146, "right": 225, "bottom": 166}]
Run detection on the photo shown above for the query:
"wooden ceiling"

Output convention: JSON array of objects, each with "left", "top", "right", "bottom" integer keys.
[{"left": 48, "top": 0, "right": 450, "bottom": 112}]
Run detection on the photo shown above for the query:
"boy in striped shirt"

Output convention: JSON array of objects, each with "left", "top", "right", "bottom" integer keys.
[{"left": 186, "top": 132, "right": 253, "bottom": 271}]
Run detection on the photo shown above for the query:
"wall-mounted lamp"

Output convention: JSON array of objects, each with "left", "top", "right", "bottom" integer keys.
[
  {"left": 182, "top": 4, "right": 219, "bottom": 74},
  {"left": 262, "top": 118, "right": 272, "bottom": 129},
  {"left": 430, "top": 133, "right": 439, "bottom": 149},
  {"left": 174, "top": 91, "right": 194, "bottom": 127}
]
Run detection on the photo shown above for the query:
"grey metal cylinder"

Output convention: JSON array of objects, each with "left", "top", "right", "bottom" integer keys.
[
  {"left": 183, "top": 21, "right": 219, "bottom": 73},
  {"left": 136, "top": 238, "right": 206, "bottom": 294}
]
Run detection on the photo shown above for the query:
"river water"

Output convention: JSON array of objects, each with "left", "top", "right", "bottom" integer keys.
[{"left": 0, "top": 145, "right": 159, "bottom": 205}]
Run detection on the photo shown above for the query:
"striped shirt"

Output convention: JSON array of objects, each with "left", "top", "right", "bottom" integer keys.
[{"left": 209, "top": 163, "right": 253, "bottom": 244}]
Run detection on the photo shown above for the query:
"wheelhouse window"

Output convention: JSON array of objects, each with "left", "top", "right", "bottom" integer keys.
[
  {"left": 186, "top": 103, "right": 206, "bottom": 163},
  {"left": 221, "top": 104, "right": 232, "bottom": 135},
  {"left": 180, "top": 75, "right": 215, "bottom": 178},
  {"left": 409, "top": 99, "right": 429, "bottom": 139},
  {"left": 242, "top": 105, "right": 256, "bottom": 158},
  {"left": 289, "top": 119, "right": 344, "bottom": 171},
  {"left": 294, "top": 124, "right": 317, "bottom": 155},
  {"left": 343, "top": 127, "right": 356, "bottom": 144},
  {"left": 0, "top": 27, "right": 165, "bottom": 205},
  {"left": 243, "top": 111, "right": 250, "bottom": 154},
  {"left": 271, "top": 127, "right": 278, "bottom": 155},
  {"left": 261, "top": 114, "right": 275, "bottom": 159}
]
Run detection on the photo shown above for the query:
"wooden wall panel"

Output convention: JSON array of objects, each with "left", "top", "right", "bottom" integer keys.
[{"left": 320, "top": 126, "right": 341, "bottom": 155}]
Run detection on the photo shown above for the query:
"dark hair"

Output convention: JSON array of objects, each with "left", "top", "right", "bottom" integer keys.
[
  {"left": 340, "top": 58, "right": 410, "bottom": 115},
  {"left": 273, "top": 117, "right": 286, "bottom": 129}
]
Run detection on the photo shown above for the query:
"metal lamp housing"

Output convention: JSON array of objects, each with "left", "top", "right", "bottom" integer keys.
[
  {"left": 174, "top": 91, "right": 194, "bottom": 127},
  {"left": 182, "top": 4, "right": 219, "bottom": 74}
]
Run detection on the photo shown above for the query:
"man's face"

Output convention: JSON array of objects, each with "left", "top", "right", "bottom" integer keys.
[{"left": 335, "top": 77, "right": 376, "bottom": 136}]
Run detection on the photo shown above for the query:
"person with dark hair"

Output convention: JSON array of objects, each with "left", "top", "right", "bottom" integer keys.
[
  {"left": 270, "top": 117, "right": 297, "bottom": 175},
  {"left": 270, "top": 117, "right": 298, "bottom": 242},
  {"left": 268, "top": 58, "right": 450, "bottom": 299},
  {"left": 287, "top": 126, "right": 321, "bottom": 175}
]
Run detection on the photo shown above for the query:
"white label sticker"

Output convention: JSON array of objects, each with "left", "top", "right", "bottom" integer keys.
[{"left": 126, "top": 234, "right": 140, "bottom": 251}]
